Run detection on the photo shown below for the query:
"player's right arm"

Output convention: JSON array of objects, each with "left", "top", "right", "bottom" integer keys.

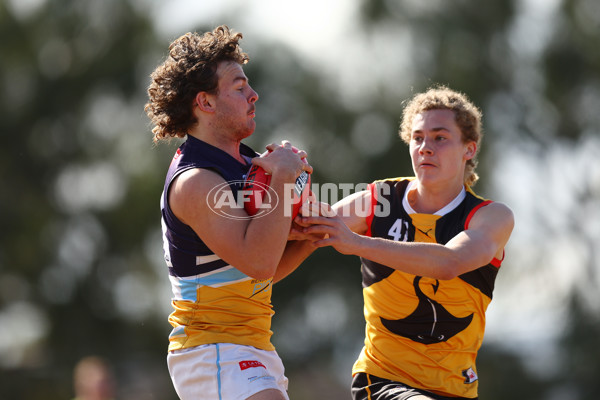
[
  {"left": 331, "top": 189, "right": 370, "bottom": 235},
  {"left": 303, "top": 200, "right": 514, "bottom": 280},
  {"left": 169, "top": 145, "right": 310, "bottom": 280}
]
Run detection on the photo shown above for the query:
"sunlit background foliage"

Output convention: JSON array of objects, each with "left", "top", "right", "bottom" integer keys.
[{"left": 1, "top": 0, "right": 599, "bottom": 399}]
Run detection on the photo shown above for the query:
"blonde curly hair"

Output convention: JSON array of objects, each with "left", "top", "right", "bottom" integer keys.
[{"left": 400, "top": 85, "right": 483, "bottom": 186}]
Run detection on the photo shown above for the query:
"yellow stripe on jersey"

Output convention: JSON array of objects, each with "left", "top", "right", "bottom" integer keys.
[{"left": 168, "top": 278, "right": 275, "bottom": 352}]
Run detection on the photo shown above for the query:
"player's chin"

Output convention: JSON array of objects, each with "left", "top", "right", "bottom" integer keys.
[
  {"left": 247, "top": 121, "right": 256, "bottom": 134},
  {"left": 238, "top": 125, "right": 255, "bottom": 139},
  {"left": 418, "top": 176, "right": 447, "bottom": 189}
]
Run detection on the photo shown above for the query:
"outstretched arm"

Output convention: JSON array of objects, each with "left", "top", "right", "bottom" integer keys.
[{"left": 301, "top": 201, "right": 514, "bottom": 280}]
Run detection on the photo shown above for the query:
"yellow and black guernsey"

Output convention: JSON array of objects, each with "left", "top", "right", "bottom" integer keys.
[{"left": 352, "top": 177, "right": 503, "bottom": 399}]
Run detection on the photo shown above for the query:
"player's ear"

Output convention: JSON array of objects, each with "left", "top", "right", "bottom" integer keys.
[
  {"left": 464, "top": 141, "right": 476, "bottom": 160},
  {"left": 195, "top": 92, "right": 215, "bottom": 112}
]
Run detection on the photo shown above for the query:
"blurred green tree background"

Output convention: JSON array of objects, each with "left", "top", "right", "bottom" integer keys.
[{"left": 1, "top": 0, "right": 599, "bottom": 399}]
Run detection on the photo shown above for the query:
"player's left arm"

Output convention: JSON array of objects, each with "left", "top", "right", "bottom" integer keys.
[{"left": 304, "top": 201, "right": 514, "bottom": 280}]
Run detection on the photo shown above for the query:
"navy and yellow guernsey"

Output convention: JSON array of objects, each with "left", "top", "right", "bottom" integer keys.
[
  {"left": 352, "top": 177, "right": 503, "bottom": 399},
  {"left": 161, "top": 136, "right": 275, "bottom": 352}
]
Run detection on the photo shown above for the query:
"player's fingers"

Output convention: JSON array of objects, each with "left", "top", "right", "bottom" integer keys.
[
  {"left": 303, "top": 223, "right": 335, "bottom": 236},
  {"left": 288, "top": 228, "right": 307, "bottom": 241},
  {"left": 293, "top": 215, "right": 309, "bottom": 227},
  {"left": 250, "top": 156, "right": 267, "bottom": 168},
  {"left": 265, "top": 143, "right": 279, "bottom": 151},
  {"left": 299, "top": 215, "right": 326, "bottom": 226},
  {"left": 312, "top": 237, "right": 333, "bottom": 248},
  {"left": 306, "top": 213, "right": 341, "bottom": 225},
  {"left": 300, "top": 160, "right": 313, "bottom": 174},
  {"left": 295, "top": 149, "right": 308, "bottom": 159},
  {"left": 250, "top": 159, "right": 273, "bottom": 177}
]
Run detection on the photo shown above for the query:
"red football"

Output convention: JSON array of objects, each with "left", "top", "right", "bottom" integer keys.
[{"left": 242, "top": 148, "right": 311, "bottom": 218}]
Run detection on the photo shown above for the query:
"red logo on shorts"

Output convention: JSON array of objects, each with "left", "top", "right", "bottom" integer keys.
[{"left": 239, "top": 360, "right": 266, "bottom": 371}]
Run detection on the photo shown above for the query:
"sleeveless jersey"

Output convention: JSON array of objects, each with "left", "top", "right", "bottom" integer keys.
[
  {"left": 352, "top": 177, "right": 503, "bottom": 399},
  {"left": 161, "top": 136, "right": 275, "bottom": 352}
]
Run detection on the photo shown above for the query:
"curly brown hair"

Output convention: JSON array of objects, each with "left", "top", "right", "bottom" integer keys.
[
  {"left": 145, "top": 25, "right": 249, "bottom": 143},
  {"left": 399, "top": 85, "right": 483, "bottom": 186}
]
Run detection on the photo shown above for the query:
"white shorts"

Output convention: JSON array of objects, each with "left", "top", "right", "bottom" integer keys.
[{"left": 167, "top": 343, "right": 289, "bottom": 400}]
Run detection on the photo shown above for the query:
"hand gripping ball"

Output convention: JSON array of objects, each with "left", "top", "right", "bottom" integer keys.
[{"left": 242, "top": 148, "right": 311, "bottom": 219}]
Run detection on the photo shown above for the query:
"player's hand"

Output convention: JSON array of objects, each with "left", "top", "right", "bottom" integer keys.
[
  {"left": 297, "top": 213, "right": 361, "bottom": 255},
  {"left": 299, "top": 193, "right": 335, "bottom": 218},
  {"left": 252, "top": 141, "right": 313, "bottom": 179},
  {"left": 287, "top": 195, "right": 333, "bottom": 241}
]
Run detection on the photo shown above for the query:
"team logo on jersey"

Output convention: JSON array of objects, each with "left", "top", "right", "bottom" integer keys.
[
  {"left": 250, "top": 279, "right": 272, "bottom": 298},
  {"left": 380, "top": 276, "right": 474, "bottom": 344},
  {"left": 462, "top": 367, "right": 478, "bottom": 384}
]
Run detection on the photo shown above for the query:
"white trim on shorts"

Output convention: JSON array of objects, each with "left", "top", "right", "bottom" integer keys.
[{"left": 167, "top": 343, "right": 289, "bottom": 400}]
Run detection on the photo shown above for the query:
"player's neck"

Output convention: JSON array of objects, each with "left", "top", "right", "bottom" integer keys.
[
  {"left": 188, "top": 127, "right": 244, "bottom": 163},
  {"left": 409, "top": 180, "right": 465, "bottom": 214}
]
